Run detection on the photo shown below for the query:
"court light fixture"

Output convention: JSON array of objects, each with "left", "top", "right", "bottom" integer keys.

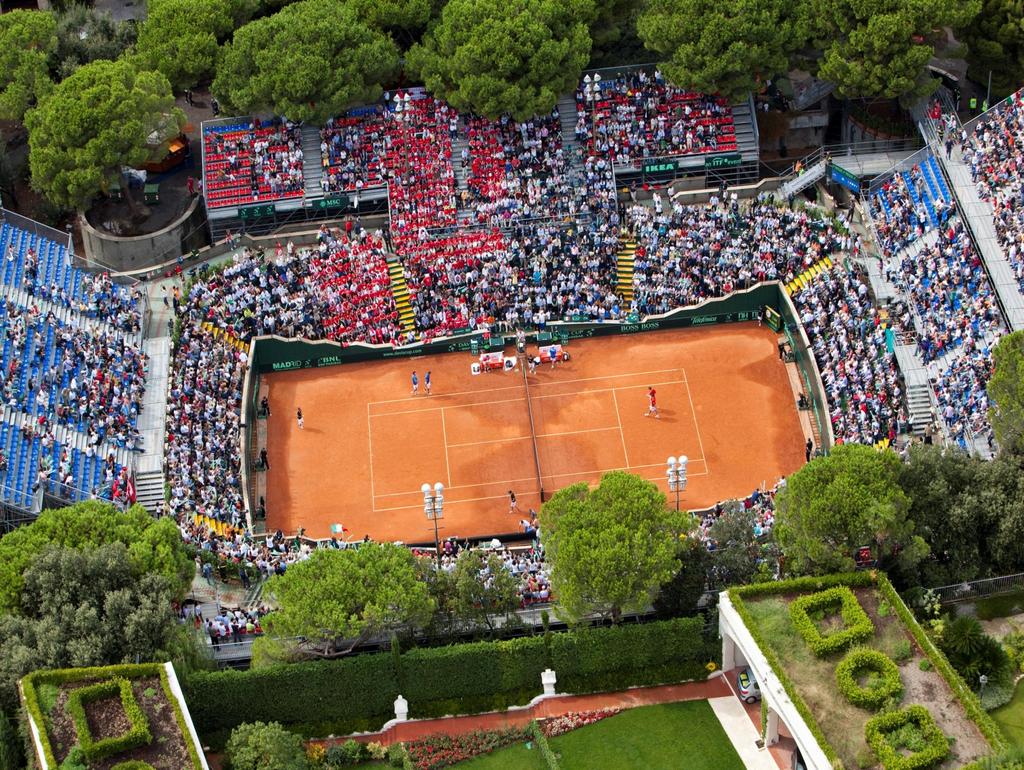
[{"left": 666, "top": 455, "right": 688, "bottom": 511}]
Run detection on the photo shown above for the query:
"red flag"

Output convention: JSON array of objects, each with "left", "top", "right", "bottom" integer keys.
[{"left": 127, "top": 473, "right": 137, "bottom": 504}]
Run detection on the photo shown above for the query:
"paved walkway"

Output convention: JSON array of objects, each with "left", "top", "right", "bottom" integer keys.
[
  {"left": 708, "top": 696, "right": 779, "bottom": 770},
  {"left": 318, "top": 676, "right": 732, "bottom": 747}
]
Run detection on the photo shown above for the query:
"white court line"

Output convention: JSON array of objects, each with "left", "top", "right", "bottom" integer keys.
[
  {"left": 373, "top": 488, "right": 542, "bottom": 513},
  {"left": 610, "top": 388, "right": 631, "bottom": 467},
  {"left": 445, "top": 425, "right": 621, "bottom": 448},
  {"left": 366, "top": 402, "right": 377, "bottom": 499},
  {"left": 373, "top": 475, "right": 540, "bottom": 499},
  {"left": 530, "top": 379, "right": 685, "bottom": 400},
  {"left": 439, "top": 407, "right": 452, "bottom": 487},
  {"left": 528, "top": 368, "right": 684, "bottom": 388},
  {"left": 368, "top": 382, "right": 524, "bottom": 407},
  {"left": 682, "top": 368, "right": 710, "bottom": 476},
  {"left": 371, "top": 396, "right": 527, "bottom": 418}
]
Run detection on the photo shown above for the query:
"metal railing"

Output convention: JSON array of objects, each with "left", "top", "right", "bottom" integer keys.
[
  {"left": 0, "top": 207, "right": 72, "bottom": 253},
  {"left": 931, "top": 572, "right": 1024, "bottom": 605},
  {"left": 778, "top": 139, "right": 924, "bottom": 183}
]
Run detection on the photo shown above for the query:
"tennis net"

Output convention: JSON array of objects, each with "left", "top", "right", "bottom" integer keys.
[{"left": 520, "top": 361, "right": 546, "bottom": 503}]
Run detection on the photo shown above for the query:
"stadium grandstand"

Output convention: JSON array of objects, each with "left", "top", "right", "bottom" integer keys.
[{"left": 0, "top": 209, "right": 146, "bottom": 532}]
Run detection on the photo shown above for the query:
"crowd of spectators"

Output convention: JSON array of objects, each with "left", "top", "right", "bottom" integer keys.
[
  {"left": 792, "top": 264, "right": 909, "bottom": 445},
  {"left": 577, "top": 69, "right": 736, "bottom": 165},
  {"left": 869, "top": 162, "right": 955, "bottom": 257},
  {"left": 319, "top": 109, "right": 386, "bottom": 194},
  {"left": 203, "top": 119, "right": 305, "bottom": 208},
  {"left": 625, "top": 198, "right": 851, "bottom": 316},
  {"left": 966, "top": 90, "right": 1024, "bottom": 293}
]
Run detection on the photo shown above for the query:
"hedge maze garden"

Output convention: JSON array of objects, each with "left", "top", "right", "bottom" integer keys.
[
  {"left": 730, "top": 574, "right": 1004, "bottom": 770},
  {"left": 20, "top": 663, "right": 204, "bottom": 770}
]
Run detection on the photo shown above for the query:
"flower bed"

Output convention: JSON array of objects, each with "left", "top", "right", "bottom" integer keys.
[
  {"left": 541, "top": 709, "right": 621, "bottom": 738},
  {"left": 404, "top": 727, "right": 529, "bottom": 770},
  {"left": 790, "top": 586, "right": 874, "bottom": 657}
]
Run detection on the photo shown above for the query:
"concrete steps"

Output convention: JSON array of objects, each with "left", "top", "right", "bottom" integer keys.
[
  {"left": 615, "top": 239, "right": 637, "bottom": 302},
  {"left": 135, "top": 469, "right": 165, "bottom": 516},
  {"left": 301, "top": 123, "right": 323, "bottom": 198},
  {"left": 387, "top": 257, "right": 416, "bottom": 334}
]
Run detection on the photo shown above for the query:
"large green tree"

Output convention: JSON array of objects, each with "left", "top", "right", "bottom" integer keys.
[
  {"left": 0, "top": 501, "right": 191, "bottom": 615},
  {"left": 346, "top": 0, "right": 441, "bottom": 45},
  {"left": 775, "top": 444, "right": 927, "bottom": 575},
  {"left": 989, "top": 330, "right": 1024, "bottom": 455},
  {"left": 638, "top": 0, "right": 801, "bottom": 102},
  {"left": 261, "top": 543, "right": 434, "bottom": 657},
  {"left": 0, "top": 10, "right": 56, "bottom": 122},
  {"left": 960, "top": 0, "right": 1024, "bottom": 98},
  {"left": 0, "top": 544, "right": 183, "bottom": 712},
  {"left": 407, "top": 0, "right": 595, "bottom": 120},
  {"left": 136, "top": 0, "right": 239, "bottom": 91},
  {"left": 653, "top": 538, "right": 710, "bottom": 618},
  {"left": 540, "top": 471, "right": 691, "bottom": 623},
  {"left": 453, "top": 550, "right": 521, "bottom": 634},
  {"left": 213, "top": 0, "right": 400, "bottom": 123},
  {"left": 51, "top": 5, "right": 137, "bottom": 81},
  {"left": 26, "top": 58, "right": 182, "bottom": 210},
  {"left": 810, "top": 0, "right": 980, "bottom": 100},
  {"left": 707, "top": 505, "right": 778, "bottom": 586},
  {"left": 226, "top": 722, "right": 309, "bottom": 770}
]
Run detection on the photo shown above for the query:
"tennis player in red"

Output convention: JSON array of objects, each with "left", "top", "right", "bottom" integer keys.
[{"left": 644, "top": 387, "right": 660, "bottom": 419}]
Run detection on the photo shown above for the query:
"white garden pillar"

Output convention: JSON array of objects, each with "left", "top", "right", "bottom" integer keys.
[
  {"left": 765, "top": 707, "right": 780, "bottom": 746},
  {"left": 394, "top": 694, "right": 409, "bottom": 722},
  {"left": 541, "top": 668, "right": 557, "bottom": 696}
]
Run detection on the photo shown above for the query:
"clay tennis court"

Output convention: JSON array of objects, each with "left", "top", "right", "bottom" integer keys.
[{"left": 262, "top": 323, "right": 806, "bottom": 542}]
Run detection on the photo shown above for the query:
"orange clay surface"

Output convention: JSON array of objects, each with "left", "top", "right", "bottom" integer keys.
[{"left": 263, "top": 322, "right": 806, "bottom": 542}]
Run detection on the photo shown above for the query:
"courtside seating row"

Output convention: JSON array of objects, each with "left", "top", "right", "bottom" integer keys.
[
  {"left": 204, "top": 124, "right": 303, "bottom": 208},
  {"left": 0, "top": 422, "right": 120, "bottom": 507},
  {"left": 785, "top": 255, "right": 835, "bottom": 295},
  {"left": 871, "top": 155, "right": 951, "bottom": 232}
]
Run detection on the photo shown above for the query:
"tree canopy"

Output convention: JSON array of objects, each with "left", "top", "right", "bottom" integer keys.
[
  {"left": 989, "top": 330, "right": 1024, "bottom": 455},
  {"left": 226, "top": 721, "right": 309, "bottom": 770},
  {"left": 261, "top": 543, "right": 434, "bottom": 657},
  {"left": 0, "top": 10, "right": 56, "bottom": 122},
  {"left": 706, "top": 504, "right": 777, "bottom": 586},
  {"left": 638, "top": 0, "right": 801, "bottom": 102},
  {"left": 213, "top": 0, "right": 400, "bottom": 124},
  {"left": 346, "top": 0, "right": 441, "bottom": 44},
  {"left": 51, "top": 5, "right": 137, "bottom": 81},
  {"left": 407, "top": 0, "right": 595, "bottom": 120},
  {"left": 136, "top": 0, "right": 239, "bottom": 91},
  {"left": 26, "top": 58, "right": 182, "bottom": 210},
  {"left": 775, "top": 444, "right": 927, "bottom": 575},
  {"left": 810, "top": 0, "right": 980, "bottom": 100},
  {"left": 960, "top": 0, "right": 1024, "bottom": 99},
  {"left": 0, "top": 501, "right": 192, "bottom": 615},
  {"left": 540, "top": 471, "right": 691, "bottom": 623},
  {"left": 0, "top": 543, "right": 182, "bottom": 712}
]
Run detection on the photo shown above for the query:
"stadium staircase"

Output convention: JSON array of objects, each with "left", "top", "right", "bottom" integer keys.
[
  {"left": 136, "top": 336, "right": 171, "bottom": 516},
  {"left": 301, "top": 124, "right": 323, "bottom": 199},
  {"left": 615, "top": 239, "right": 637, "bottom": 303},
  {"left": 387, "top": 257, "right": 416, "bottom": 334},
  {"left": 777, "top": 159, "right": 827, "bottom": 201},
  {"left": 892, "top": 344, "right": 934, "bottom": 438}
]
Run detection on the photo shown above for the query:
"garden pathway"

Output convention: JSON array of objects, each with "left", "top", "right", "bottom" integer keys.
[
  {"left": 328, "top": 676, "right": 733, "bottom": 747},
  {"left": 708, "top": 696, "right": 779, "bottom": 770}
]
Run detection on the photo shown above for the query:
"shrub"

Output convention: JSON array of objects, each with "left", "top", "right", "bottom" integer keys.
[
  {"left": 387, "top": 743, "right": 406, "bottom": 768},
  {"left": 110, "top": 763, "right": 157, "bottom": 770},
  {"left": 1004, "top": 632, "right": 1024, "bottom": 673},
  {"left": 225, "top": 721, "right": 309, "bottom": 770},
  {"left": 790, "top": 586, "right": 874, "bottom": 657},
  {"left": 919, "top": 659, "right": 932, "bottom": 671},
  {"left": 65, "top": 677, "right": 152, "bottom": 762},
  {"left": 325, "top": 740, "right": 365, "bottom": 767},
  {"left": 864, "top": 705, "right": 949, "bottom": 770},
  {"left": 835, "top": 648, "right": 903, "bottom": 710},
  {"left": 366, "top": 742, "right": 387, "bottom": 761},
  {"left": 893, "top": 639, "right": 913, "bottom": 663}
]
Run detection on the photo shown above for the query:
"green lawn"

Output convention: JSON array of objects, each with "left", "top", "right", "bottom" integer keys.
[
  {"left": 993, "top": 680, "right": 1024, "bottom": 749},
  {"left": 452, "top": 701, "right": 743, "bottom": 769},
  {"left": 453, "top": 741, "right": 548, "bottom": 769}
]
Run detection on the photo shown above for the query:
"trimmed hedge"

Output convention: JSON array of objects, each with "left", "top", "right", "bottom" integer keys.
[
  {"left": 834, "top": 648, "right": 903, "bottom": 710},
  {"left": 111, "top": 763, "right": 157, "bottom": 770},
  {"left": 728, "top": 573, "right": 1007, "bottom": 768},
  {"left": 789, "top": 586, "right": 874, "bottom": 657},
  {"left": 66, "top": 677, "right": 151, "bottom": 762},
  {"left": 19, "top": 663, "right": 204, "bottom": 770},
  {"left": 184, "top": 617, "right": 714, "bottom": 742},
  {"left": 864, "top": 705, "right": 948, "bottom": 770},
  {"left": 528, "top": 720, "right": 559, "bottom": 769}
]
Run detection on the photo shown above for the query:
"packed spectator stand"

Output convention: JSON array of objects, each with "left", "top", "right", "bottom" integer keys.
[
  {"left": 0, "top": 215, "right": 145, "bottom": 510},
  {"left": 203, "top": 119, "right": 305, "bottom": 209}
]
